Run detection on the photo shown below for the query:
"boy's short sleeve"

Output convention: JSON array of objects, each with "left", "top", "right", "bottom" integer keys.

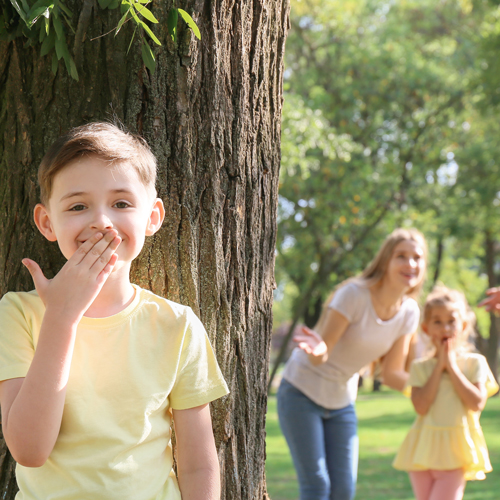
[
  {"left": 169, "top": 308, "right": 229, "bottom": 410},
  {"left": 0, "top": 292, "right": 36, "bottom": 382},
  {"left": 408, "top": 359, "right": 427, "bottom": 388},
  {"left": 469, "top": 354, "right": 499, "bottom": 398},
  {"left": 328, "top": 283, "right": 361, "bottom": 323}
]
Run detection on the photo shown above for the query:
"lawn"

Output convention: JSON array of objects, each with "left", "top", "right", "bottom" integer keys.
[{"left": 266, "top": 386, "right": 500, "bottom": 500}]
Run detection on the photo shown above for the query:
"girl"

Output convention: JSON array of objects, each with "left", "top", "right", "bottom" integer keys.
[
  {"left": 393, "top": 287, "right": 499, "bottom": 500},
  {"left": 277, "top": 228, "right": 427, "bottom": 500}
]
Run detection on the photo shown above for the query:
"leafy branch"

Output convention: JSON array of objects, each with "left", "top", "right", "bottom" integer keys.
[{"left": 1, "top": 0, "right": 201, "bottom": 79}]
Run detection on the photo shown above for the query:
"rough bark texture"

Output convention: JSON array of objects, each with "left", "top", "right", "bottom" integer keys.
[{"left": 0, "top": 1, "right": 290, "bottom": 498}]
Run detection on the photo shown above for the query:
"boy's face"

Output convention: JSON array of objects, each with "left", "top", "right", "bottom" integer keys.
[{"left": 34, "top": 155, "right": 164, "bottom": 269}]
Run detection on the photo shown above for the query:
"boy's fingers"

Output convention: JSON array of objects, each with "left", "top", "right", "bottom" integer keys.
[
  {"left": 89, "top": 236, "right": 121, "bottom": 275},
  {"left": 96, "top": 252, "right": 119, "bottom": 285},
  {"left": 71, "top": 232, "right": 104, "bottom": 264},
  {"left": 22, "top": 259, "right": 48, "bottom": 293},
  {"left": 80, "top": 231, "right": 119, "bottom": 268}
]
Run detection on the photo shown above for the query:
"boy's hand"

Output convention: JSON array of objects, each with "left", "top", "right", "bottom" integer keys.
[{"left": 22, "top": 230, "right": 121, "bottom": 323}]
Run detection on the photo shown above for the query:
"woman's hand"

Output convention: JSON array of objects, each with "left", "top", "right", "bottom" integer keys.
[
  {"left": 478, "top": 287, "right": 500, "bottom": 313},
  {"left": 293, "top": 326, "right": 328, "bottom": 358}
]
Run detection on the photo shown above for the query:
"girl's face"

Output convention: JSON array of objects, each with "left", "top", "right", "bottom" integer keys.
[
  {"left": 422, "top": 304, "right": 467, "bottom": 350},
  {"left": 385, "top": 239, "right": 425, "bottom": 292}
]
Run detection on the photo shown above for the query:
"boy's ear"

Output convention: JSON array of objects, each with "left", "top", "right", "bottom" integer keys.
[
  {"left": 421, "top": 323, "right": 428, "bottom": 335},
  {"left": 146, "top": 198, "right": 165, "bottom": 236},
  {"left": 34, "top": 204, "right": 57, "bottom": 242}
]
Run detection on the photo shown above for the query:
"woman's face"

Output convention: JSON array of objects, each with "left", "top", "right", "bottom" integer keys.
[{"left": 385, "top": 239, "right": 425, "bottom": 292}]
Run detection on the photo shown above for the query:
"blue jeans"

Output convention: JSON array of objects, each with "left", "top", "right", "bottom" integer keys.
[{"left": 277, "top": 379, "right": 359, "bottom": 500}]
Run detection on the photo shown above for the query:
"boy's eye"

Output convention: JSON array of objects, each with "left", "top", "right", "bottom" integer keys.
[
  {"left": 69, "top": 204, "right": 86, "bottom": 211},
  {"left": 114, "top": 201, "right": 131, "bottom": 209}
]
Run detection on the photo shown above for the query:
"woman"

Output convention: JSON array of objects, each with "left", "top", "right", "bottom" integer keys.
[{"left": 277, "top": 228, "right": 427, "bottom": 500}]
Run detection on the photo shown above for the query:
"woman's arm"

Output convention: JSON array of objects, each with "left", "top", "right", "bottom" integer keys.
[
  {"left": 173, "top": 404, "right": 220, "bottom": 500},
  {"left": 478, "top": 287, "right": 500, "bottom": 312},
  {"left": 293, "top": 309, "right": 350, "bottom": 366},
  {"left": 380, "top": 333, "right": 413, "bottom": 391}
]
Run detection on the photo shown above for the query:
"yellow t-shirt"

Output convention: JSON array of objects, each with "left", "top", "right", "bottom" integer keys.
[
  {"left": 393, "top": 353, "right": 498, "bottom": 481},
  {"left": 0, "top": 285, "right": 229, "bottom": 500}
]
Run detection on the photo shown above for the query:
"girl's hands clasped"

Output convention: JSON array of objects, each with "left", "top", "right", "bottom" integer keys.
[{"left": 22, "top": 230, "right": 121, "bottom": 324}]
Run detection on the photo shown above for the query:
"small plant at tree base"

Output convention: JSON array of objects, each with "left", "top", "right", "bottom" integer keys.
[{"left": 1, "top": 0, "right": 201, "bottom": 79}]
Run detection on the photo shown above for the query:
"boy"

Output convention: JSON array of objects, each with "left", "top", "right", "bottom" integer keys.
[{"left": 0, "top": 122, "right": 229, "bottom": 500}]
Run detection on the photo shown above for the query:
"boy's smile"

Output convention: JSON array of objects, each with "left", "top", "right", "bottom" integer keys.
[{"left": 34, "top": 155, "right": 164, "bottom": 273}]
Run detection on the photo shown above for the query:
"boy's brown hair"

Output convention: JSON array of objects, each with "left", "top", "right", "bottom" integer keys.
[{"left": 38, "top": 122, "right": 157, "bottom": 205}]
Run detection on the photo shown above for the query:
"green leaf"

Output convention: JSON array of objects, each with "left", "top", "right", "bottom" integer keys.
[
  {"left": 133, "top": 4, "right": 158, "bottom": 23},
  {"left": 68, "top": 56, "right": 79, "bottom": 81},
  {"left": 38, "top": 21, "right": 47, "bottom": 42},
  {"left": 58, "top": 2, "right": 72, "bottom": 17},
  {"left": 10, "top": 0, "right": 29, "bottom": 24},
  {"left": 51, "top": 51, "right": 58, "bottom": 74},
  {"left": 127, "top": 26, "right": 137, "bottom": 54},
  {"left": 40, "top": 30, "right": 55, "bottom": 56},
  {"left": 52, "top": 14, "right": 63, "bottom": 39},
  {"left": 27, "top": 6, "right": 50, "bottom": 27},
  {"left": 129, "top": 7, "right": 161, "bottom": 45},
  {"left": 54, "top": 35, "right": 69, "bottom": 60},
  {"left": 98, "top": 0, "right": 114, "bottom": 8},
  {"left": 44, "top": 16, "right": 50, "bottom": 35},
  {"left": 141, "top": 40, "right": 155, "bottom": 74},
  {"left": 178, "top": 8, "right": 201, "bottom": 40},
  {"left": 139, "top": 19, "right": 161, "bottom": 45},
  {"left": 115, "top": 7, "right": 131, "bottom": 35},
  {"left": 167, "top": 8, "right": 178, "bottom": 43}
]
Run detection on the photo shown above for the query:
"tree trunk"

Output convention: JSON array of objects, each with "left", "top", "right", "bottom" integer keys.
[
  {"left": 0, "top": 1, "right": 290, "bottom": 498},
  {"left": 484, "top": 230, "right": 499, "bottom": 382}
]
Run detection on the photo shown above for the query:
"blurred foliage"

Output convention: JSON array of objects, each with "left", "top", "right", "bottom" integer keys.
[{"left": 274, "top": 0, "right": 500, "bottom": 350}]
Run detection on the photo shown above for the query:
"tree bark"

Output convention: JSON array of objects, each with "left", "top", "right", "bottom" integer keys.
[{"left": 0, "top": 1, "right": 290, "bottom": 498}]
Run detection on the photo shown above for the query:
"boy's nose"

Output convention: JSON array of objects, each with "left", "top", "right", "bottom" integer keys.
[{"left": 90, "top": 213, "right": 113, "bottom": 231}]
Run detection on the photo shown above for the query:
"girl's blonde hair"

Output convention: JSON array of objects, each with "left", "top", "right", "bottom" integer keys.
[
  {"left": 422, "top": 286, "right": 476, "bottom": 352},
  {"left": 314, "top": 228, "right": 427, "bottom": 331}
]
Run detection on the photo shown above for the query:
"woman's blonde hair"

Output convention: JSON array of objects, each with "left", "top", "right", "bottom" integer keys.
[
  {"left": 314, "top": 228, "right": 427, "bottom": 331},
  {"left": 422, "top": 286, "right": 476, "bottom": 352}
]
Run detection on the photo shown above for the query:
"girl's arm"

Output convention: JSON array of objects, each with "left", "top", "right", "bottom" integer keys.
[
  {"left": 380, "top": 333, "right": 413, "bottom": 391},
  {"left": 411, "top": 363, "right": 444, "bottom": 416},
  {"left": 410, "top": 342, "right": 446, "bottom": 415},
  {"left": 445, "top": 345, "right": 487, "bottom": 411},
  {"left": 293, "top": 309, "right": 350, "bottom": 366},
  {"left": 173, "top": 404, "right": 220, "bottom": 500}
]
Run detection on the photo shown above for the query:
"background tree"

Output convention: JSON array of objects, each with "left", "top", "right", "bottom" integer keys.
[
  {"left": 0, "top": 1, "right": 290, "bottom": 498},
  {"left": 271, "top": 0, "right": 500, "bottom": 387}
]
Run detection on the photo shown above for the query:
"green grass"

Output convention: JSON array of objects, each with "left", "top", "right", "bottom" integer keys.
[{"left": 266, "top": 388, "right": 500, "bottom": 500}]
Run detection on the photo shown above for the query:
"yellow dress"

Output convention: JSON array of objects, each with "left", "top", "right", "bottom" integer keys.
[{"left": 393, "top": 353, "right": 498, "bottom": 481}]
